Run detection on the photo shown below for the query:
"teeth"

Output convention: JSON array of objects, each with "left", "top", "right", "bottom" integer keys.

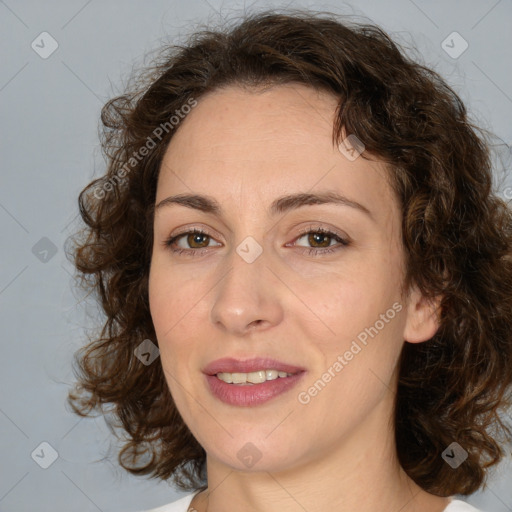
[{"left": 216, "top": 369, "right": 294, "bottom": 384}]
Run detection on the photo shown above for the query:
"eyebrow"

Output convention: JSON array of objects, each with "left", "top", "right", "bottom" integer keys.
[{"left": 155, "top": 191, "right": 374, "bottom": 221}]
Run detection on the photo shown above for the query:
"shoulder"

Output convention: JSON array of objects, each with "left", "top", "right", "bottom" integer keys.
[
  {"left": 138, "top": 492, "right": 196, "bottom": 512},
  {"left": 443, "top": 499, "right": 484, "bottom": 512}
]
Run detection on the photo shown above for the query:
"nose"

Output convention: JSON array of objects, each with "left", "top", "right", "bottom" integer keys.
[{"left": 210, "top": 248, "right": 284, "bottom": 336}]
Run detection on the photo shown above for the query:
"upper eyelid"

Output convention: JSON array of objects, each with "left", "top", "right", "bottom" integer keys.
[
  {"left": 169, "top": 224, "right": 344, "bottom": 238},
  {"left": 295, "top": 225, "right": 346, "bottom": 238}
]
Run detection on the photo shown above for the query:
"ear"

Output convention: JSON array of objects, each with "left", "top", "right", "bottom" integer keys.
[{"left": 402, "top": 284, "right": 442, "bottom": 343}]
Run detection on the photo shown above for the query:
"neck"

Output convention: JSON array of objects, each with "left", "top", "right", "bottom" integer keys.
[{"left": 190, "top": 385, "right": 450, "bottom": 512}]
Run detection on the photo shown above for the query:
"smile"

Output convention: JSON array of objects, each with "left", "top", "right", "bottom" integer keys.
[{"left": 216, "top": 369, "right": 294, "bottom": 384}]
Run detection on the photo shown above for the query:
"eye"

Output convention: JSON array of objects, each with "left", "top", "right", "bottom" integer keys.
[
  {"left": 163, "top": 228, "right": 221, "bottom": 256},
  {"left": 162, "top": 225, "right": 350, "bottom": 257},
  {"left": 290, "top": 226, "right": 350, "bottom": 256}
]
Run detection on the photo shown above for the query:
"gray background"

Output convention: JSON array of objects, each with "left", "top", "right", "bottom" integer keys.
[{"left": 1, "top": 1, "right": 511, "bottom": 511}]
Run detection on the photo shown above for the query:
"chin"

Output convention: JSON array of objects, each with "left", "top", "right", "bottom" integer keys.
[{"left": 201, "top": 431, "right": 309, "bottom": 474}]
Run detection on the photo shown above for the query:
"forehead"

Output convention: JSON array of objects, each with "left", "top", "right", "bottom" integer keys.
[
  {"left": 156, "top": 83, "right": 397, "bottom": 221},
  {"left": 166, "top": 83, "right": 340, "bottom": 161}
]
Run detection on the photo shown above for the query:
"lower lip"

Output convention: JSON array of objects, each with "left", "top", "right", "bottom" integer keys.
[{"left": 205, "top": 372, "right": 306, "bottom": 407}]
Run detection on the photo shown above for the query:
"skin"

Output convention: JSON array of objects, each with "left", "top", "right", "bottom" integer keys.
[{"left": 148, "top": 83, "right": 450, "bottom": 512}]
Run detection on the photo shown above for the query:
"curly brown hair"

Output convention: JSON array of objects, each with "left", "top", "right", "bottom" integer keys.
[{"left": 66, "top": 8, "right": 512, "bottom": 497}]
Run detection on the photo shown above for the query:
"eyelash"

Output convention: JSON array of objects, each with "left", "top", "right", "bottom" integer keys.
[{"left": 163, "top": 226, "right": 350, "bottom": 258}]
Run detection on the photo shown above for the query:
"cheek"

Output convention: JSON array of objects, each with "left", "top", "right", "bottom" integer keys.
[
  {"left": 293, "top": 258, "right": 405, "bottom": 382},
  {"left": 149, "top": 258, "right": 204, "bottom": 335},
  {"left": 294, "top": 264, "right": 397, "bottom": 344},
  {"left": 148, "top": 272, "right": 196, "bottom": 403},
  {"left": 148, "top": 268, "right": 188, "bottom": 377},
  {"left": 148, "top": 259, "right": 216, "bottom": 385},
  {"left": 296, "top": 306, "right": 405, "bottom": 432}
]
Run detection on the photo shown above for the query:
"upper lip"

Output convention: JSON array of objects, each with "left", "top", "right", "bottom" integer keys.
[{"left": 203, "top": 357, "right": 306, "bottom": 376}]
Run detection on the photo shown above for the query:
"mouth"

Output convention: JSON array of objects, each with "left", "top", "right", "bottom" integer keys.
[{"left": 202, "top": 357, "right": 306, "bottom": 406}]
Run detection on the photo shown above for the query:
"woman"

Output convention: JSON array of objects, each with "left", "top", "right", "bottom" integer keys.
[{"left": 67, "top": 9, "right": 512, "bottom": 512}]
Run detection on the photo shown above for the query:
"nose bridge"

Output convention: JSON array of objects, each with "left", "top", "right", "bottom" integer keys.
[{"left": 210, "top": 241, "right": 283, "bottom": 334}]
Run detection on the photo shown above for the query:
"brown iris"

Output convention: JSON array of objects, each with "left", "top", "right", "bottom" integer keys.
[{"left": 307, "top": 232, "right": 332, "bottom": 248}]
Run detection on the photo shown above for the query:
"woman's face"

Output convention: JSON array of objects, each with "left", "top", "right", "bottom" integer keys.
[{"left": 148, "top": 84, "right": 438, "bottom": 473}]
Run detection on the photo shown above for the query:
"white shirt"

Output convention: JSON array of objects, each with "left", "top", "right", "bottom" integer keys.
[{"left": 141, "top": 493, "right": 484, "bottom": 512}]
